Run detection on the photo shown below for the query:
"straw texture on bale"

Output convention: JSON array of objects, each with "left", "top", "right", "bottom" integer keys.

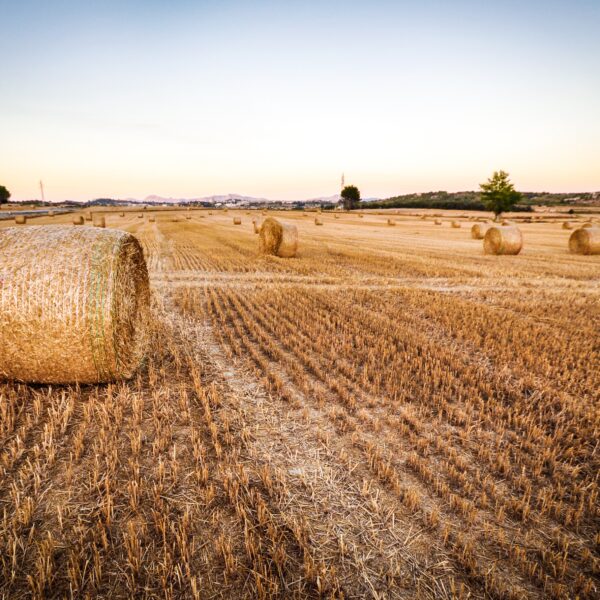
[
  {"left": 15, "top": 215, "right": 26, "bottom": 225},
  {"left": 569, "top": 227, "right": 600, "bottom": 255},
  {"left": 483, "top": 225, "right": 523, "bottom": 255},
  {"left": 451, "top": 221, "right": 461, "bottom": 228},
  {"left": 0, "top": 226, "right": 150, "bottom": 384},
  {"left": 92, "top": 216, "right": 106, "bottom": 228},
  {"left": 259, "top": 217, "right": 298, "bottom": 258},
  {"left": 233, "top": 217, "right": 242, "bottom": 225},
  {"left": 73, "top": 215, "right": 84, "bottom": 225},
  {"left": 562, "top": 222, "right": 573, "bottom": 230},
  {"left": 582, "top": 222, "right": 593, "bottom": 228},
  {"left": 471, "top": 223, "right": 491, "bottom": 239}
]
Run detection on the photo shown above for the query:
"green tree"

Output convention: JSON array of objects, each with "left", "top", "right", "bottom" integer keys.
[
  {"left": 0, "top": 185, "right": 10, "bottom": 206},
  {"left": 341, "top": 185, "right": 360, "bottom": 210},
  {"left": 479, "top": 171, "right": 521, "bottom": 218}
]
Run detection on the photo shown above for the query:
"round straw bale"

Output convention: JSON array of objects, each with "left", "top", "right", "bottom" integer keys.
[
  {"left": 483, "top": 225, "right": 523, "bottom": 255},
  {"left": 0, "top": 225, "right": 150, "bottom": 383},
  {"left": 48, "top": 210, "right": 55, "bottom": 218},
  {"left": 569, "top": 227, "right": 600, "bottom": 255},
  {"left": 85, "top": 213, "right": 92, "bottom": 221},
  {"left": 92, "top": 216, "right": 106, "bottom": 228},
  {"left": 208, "top": 211, "right": 213, "bottom": 215},
  {"left": 253, "top": 220, "right": 260, "bottom": 234},
  {"left": 314, "top": 217, "right": 323, "bottom": 226},
  {"left": 148, "top": 217, "right": 155, "bottom": 223},
  {"left": 334, "top": 214, "right": 340, "bottom": 219},
  {"left": 471, "top": 223, "right": 491, "bottom": 239},
  {"left": 186, "top": 215, "right": 191, "bottom": 220},
  {"left": 73, "top": 215, "right": 84, "bottom": 225},
  {"left": 15, "top": 215, "right": 27, "bottom": 225},
  {"left": 119, "top": 212, "right": 125, "bottom": 217},
  {"left": 451, "top": 221, "right": 461, "bottom": 228},
  {"left": 582, "top": 222, "right": 593, "bottom": 228},
  {"left": 358, "top": 214, "right": 364, "bottom": 218},
  {"left": 137, "top": 214, "right": 144, "bottom": 219},
  {"left": 259, "top": 217, "right": 298, "bottom": 258},
  {"left": 562, "top": 221, "right": 573, "bottom": 230},
  {"left": 434, "top": 219, "right": 442, "bottom": 225},
  {"left": 233, "top": 217, "right": 242, "bottom": 225},
  {"left": 387, "top": 219, "right": 396, "bottom": 226}
]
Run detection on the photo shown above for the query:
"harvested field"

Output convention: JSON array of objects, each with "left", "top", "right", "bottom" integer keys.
[{"left": 0, "top": 209, "right": 598, "bottom": 599}]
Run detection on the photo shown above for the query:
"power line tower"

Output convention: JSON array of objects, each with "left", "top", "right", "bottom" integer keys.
[
  {"left": 39, "top": 180, "right": 45, "bottom": 203},
  {"left": 341, "top": 173, "right": 345, "bottom": 189}
]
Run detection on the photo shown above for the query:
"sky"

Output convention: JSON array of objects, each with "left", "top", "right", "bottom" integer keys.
[{"left": 1, "top": 0, "right": 599, "bottom": 202}]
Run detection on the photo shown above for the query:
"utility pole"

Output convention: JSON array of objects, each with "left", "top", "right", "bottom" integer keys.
[
  {"left": 39, "top": 180, "right": 45, "bottom": 203},
  {"left": 341, "top": 173, "right": 345, "bottom": 189}
]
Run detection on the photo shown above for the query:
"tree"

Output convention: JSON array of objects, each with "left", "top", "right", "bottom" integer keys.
[
  {"left": 0, "top": 185, "right": 10, "bottom": 206},
  {"left": 479, "top": 171, "right": 521, "bottom": 218},
  {"left": 341, "top": 185, "right": 361, "bottom": 210}
]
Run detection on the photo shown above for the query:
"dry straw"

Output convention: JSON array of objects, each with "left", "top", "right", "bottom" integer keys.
[
  {"left": 119, "top": 212, "right": 125, "bottom": 217},
  {"left": 387, "top": 219, "right": 396, "bottom": 226},
  {"left": 483, "top": 225, "right": 523, "bottom": 255},
  {"left": 562, "top": 222, "right": 573, "bottom": 230},
  {"left": 85, "top": 213, "right": 92, "bottom": 221},
  {"left": 434, "top": 219, "right": 442, "bottom": 225},
  {"left": 451, "top": 221, "right": 461, "bottom": 228},
  {"left": 186, "top": 215, "right": 191, "bottom": 220},
  {"left": 253, "top": 220, "right": 260, "bottom": 234},
  {"left": 259, "top": 217, "right": 298, "bottom": 258},
  {"left": 569, "top": 227, "right": 600, "bottom": 255},
  {"left": 92, "top": 216, "right": 106, "bottom": 228},
  {"left": 73, "top": 215, "right": 84, "bottom": 225},
  {"left": 471, "top": 223, "right": 491, "bottom": 239},
  {"left": 149, "top": 216, "right": 156, "bottom": 223},
  {"left": 0, "top": 225, "right": 150, "bottom": 384},
  {"left": 582, "top": 222, "right": 593, "bottom": 228},
  {"left": 15, "top": 215, "right": 27, "bottom": 225},
  {"left": 233, "top": 217, "right": 242, "bottom": 225},
  {"left": 334, "top": 214, "right": 340, "bottom": 219},
  {"left": 48, "top": 210, "right": 55, "bottom": 218},
  {"left": 314, "top": 217, "right": 323, "bottom": 226}
]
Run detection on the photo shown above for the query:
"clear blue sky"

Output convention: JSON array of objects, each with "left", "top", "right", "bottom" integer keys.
[{"left": 1, "top": 0, "right": 599, "bottom": 201}]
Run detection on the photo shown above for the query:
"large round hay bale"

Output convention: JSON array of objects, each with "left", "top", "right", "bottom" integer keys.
[
  {"left": 92, "top": 216, "right": 106, "bottom": 228},
  {"left": 471, "top": 223, "right": 491, "bottom": 239},
  {"left": 73, "top": 215, "right": 84, "bottom": 225},
  {"left": 569, "top": 227, "right": 600, "bottom": 255},
  {"left": 15, "top": 215, "right": 27, "bottom": 225},
  {"left": 259, "top": 217, "right": 298, "bottom": 258},
  {"left": 233, "top": 217, "right": 242, "bottom": 225},
  {"left": 562, "top": 221, "right": 573, "bottom": 230},
  {"left": 451, "top": 221, "right": 461, "bottom": 228},
  {"left": 0, "top": 226, "right": 150, "bottom": 383},
  {"left": 483, "top": 225, "right": 523, "bottom": 255}
]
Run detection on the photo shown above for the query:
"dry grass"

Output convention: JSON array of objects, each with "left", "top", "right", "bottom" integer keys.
[{"left": 0, "top": 208, "right": 598, "bottom": 599}]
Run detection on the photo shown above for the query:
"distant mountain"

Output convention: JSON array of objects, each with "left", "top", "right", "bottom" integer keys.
[{"left": 117, "top": 193, "right": 347, "bottom": 205}]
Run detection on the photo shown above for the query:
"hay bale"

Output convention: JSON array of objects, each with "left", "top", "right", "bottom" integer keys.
[
  {"left": 253, "top": 220, "right": 260, "bottom": 234},
  {"left": 358, "top": 214, "right": 364, "bottom": 218},
  {"left": 208, "top": 211, "right": 213, "bottom": 216},
  {"left": 148, "top": 217, "right": 155, "bottom": 223},
  {"left": 483, "top": 225, "right": 523, "bottom": 255},
  {"left": 314, "top": 217, "right": 323, "bottom": 226},
  {"left": 73, "top": 215, "right": 84, "bottom": 225},
  {"left": 119, "top": 212, "right": 125, "bottom": 217},
  {"left": 92, "top": 216, "right": 106, "bottom": 228},
  {"left": 186, "top": 215, "right": 191, "bottom": 220},
  {"left": 85, "top": 213, "right": 92, "bottom": 221},
  {"left": 471, "top": 223, "right": 491, "bottom": 239},
  {"left": 137, "top": 214, "right": 144, "bottom": 219},
  {"left": 582, "top": 222, "right": 593, "bottom": 228},
  {"left": 562, "top": 222, "right": 573, "bottom": 230},
  {"left": 334, "top": 214, "right": 340, "bottom": 219},
  {"left": 172, "top": 217, "right": 179, "bottom": 222},
  {"left": 15, "top": 215, "right": 27, "bottom": 225},
  {"left": 569, "top": 227, "right": 600, "bottom": 255},
  {"left": 387, "top": 219, "right": 396, "bottom": 226},
  {"left": 259, "top": 217, "right": 298, "bottom": 258},
  {"left": 0, "top": 225, "right": 150, "bottom": 383},
  {"left": 451, "top": 221, "right": 461, "bottom": 228},
  {"left": 434, "top": 219, "right": 442, "bottom": 225},
  {"left": 233, "top": 217, "right": 242, "bottom": 225},
  {"left": 48, "top": 210, "right": 55, "bottom": 218}
]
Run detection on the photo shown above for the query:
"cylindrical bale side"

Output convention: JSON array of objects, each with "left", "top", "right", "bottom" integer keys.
[
  {"left": 259, "top": 217, "right": 298, "bottom": 258},
  {"left": 15, "top": 215, "right": 27, "bottom": 225},
  {"left": 483, "top": 225, "right": 523, "bottom": 255},
  {"left": 92, "top": 216, "right": 106, "bottom": 228},
  {"left": 73, "top": 215, "right": 84, "bottom": 225},
  {"left": 0, "top": 226, "right": 150, "bottom": 384},
  {"left": 253, "top": 220, "right": 260, "bottom": 234},
  {"left": 233, "top": 217, "right": 242, "bottom": 225},
  {"left": 569, "top": 227, "right": 600, "bottom": 255},
  {"left": 471, "top": 223, "right": 491, "bottom": 239}
]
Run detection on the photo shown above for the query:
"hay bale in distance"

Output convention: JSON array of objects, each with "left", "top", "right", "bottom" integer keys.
[
  {"left": 582, "top": 222, "right": 593, "bottom": 228},
  {"left": 314, "top": 217, "right": 323, "bottom": 226},
  {"left": 259, "top": 217, "right": 298, "bottom": 258},
  {"left": 233, "top": 217, "right": 242, "bottom": 225},
  {"left": 92, "top": 216, "right": 106, "bottom": 228},
  {"left": 0, "top": 225, "right": 150, "bottom": 384},
  {"left": 119, "top": 212, "right": 125, "bottom": 217},
  {"left": 186, "top": 215, "right": 191, "bottom": 220},
  {"left": 73, "top": 215, "right": 84, "bottom": 225},
  {"left": 434, "top": 219, "right": 442, "bottom": 226},
  {"left": 253, "top": 220, "right": 260, "bottom": 234},
  {"left": 387, "top": 219, "right": 396, "bottom": 226},
  {"left": 471, "top": 223, "right": 491, "bottom": 239},
  {"left": 148, "top": 217, "right": 155, "bottom": 223},
  {"left": 483, "top": 225, "right": 523, "bottom": 255},
  {"left": 15, "top": 215, "right": 27, "bottom": 225},
  {"left": 569, "top": 227, "right": 600, "bottom": 255},
  {"left": 334, "top": 214, "right": 340, "bottom": 219},
  {"left": 562, "top": 222, "right": 573, "bottom": 230},
  {"left": 48, "top": 210, "right": 55, "bottom": 218},
  {"left": 451, "top": 221, "right": 461, "bottom": 228}
]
